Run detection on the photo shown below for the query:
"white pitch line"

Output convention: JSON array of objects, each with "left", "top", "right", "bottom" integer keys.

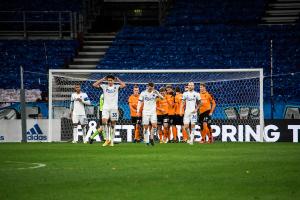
[{"left": 5, "top": 161, "right": 46, "bottom": 170}]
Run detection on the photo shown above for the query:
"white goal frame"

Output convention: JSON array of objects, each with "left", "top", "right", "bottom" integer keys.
[{"left": 48, "top": 68, "right": 264, "bottom": 142}]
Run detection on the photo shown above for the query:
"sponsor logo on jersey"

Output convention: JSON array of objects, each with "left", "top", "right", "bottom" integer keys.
[
  {"left": 106, "top": 88, "right": 116, "bottom": 93},
  {"left": 145, "top": 96, "right": 156, "bottom": 101}
]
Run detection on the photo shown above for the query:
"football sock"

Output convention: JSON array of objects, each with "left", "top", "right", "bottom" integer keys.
[
  {"left": 151, "top": 127, "right": 157, "bottom": 140},
  {"left": 110, "top": 126, "right": 115, "bottom": 144},
  {"left": 201, "top": 128, "right": 206, "bottom": 141},
  {"left": 182, "top": 128, "right": 188, "bottom": 141},
  {"left": 172, "top": 126, "right": 177, "bottom": 141},
  {"left": 144, "top": 129, "right": 149, "bottom": 144},
  {"left": 158, "top": 129, "right": 163, "bottom": 141},
  {"left": 104, "top": 124, "right": 110, "bottom": 141},
  {"left": 91, "top": 130, "right": 99, "bottom": 139},
  {"left": 134, "top": 125, "right": 140, "bottom": 140},
  {"left": 163, "top": 128, "right": 169, "bottom": 141},
  {"left": 190, "top": 127, "right": 195, "bottom": 143},
  {"left": 73, "top": 125, "right": 78, "bottom": 142}
]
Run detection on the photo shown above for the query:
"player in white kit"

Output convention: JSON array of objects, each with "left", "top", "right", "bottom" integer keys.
[
  {"left": 181, "top": 82, "right": 201, "bottom": 145},
  {"left": 93, "top": 75, "right": 126, "bottom": 146},
  {"left": 70, "top": 85, "right": 91, "bottom": 143},
  {"left": 137, "top": 82, "right": 164, "bottom": 146}
]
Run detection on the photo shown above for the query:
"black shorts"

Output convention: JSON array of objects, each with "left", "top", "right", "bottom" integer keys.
[
  {"left": 131, "top": 116, "right": 141, "bottom": 125},
  {"left": 198, "top": 110, "right": 211, "bottom": 124},
  {"left": 173, "top": 115, "right": 183, "bottom": 125},
  {"left": 168, "top": 115, "right": 175, "bottom": 125},
  {"left": 157, "top": 115, "right": 169, "bottom": 126}
]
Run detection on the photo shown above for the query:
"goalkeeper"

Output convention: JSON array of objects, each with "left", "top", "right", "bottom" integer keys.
[{"left": 88, "top": 94, "right": 106, "bottom": 144}]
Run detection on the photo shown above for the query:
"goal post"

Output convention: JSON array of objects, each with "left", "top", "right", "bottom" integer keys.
[{"left": 48, "top": 68, "right": 264, "bottom": 142}]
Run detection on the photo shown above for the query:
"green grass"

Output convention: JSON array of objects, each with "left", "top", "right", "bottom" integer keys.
[{"left": 0, "top": 142, "right": 300, "bottom": 200}]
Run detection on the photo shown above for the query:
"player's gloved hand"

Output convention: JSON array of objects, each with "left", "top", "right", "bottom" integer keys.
[{"left": 77, "top": 98, "right": 82, "bottom": 102}]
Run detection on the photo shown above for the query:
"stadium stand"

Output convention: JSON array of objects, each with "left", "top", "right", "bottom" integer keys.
[{"left": 0, "top": 40, "right": 79, "bottom": 90}]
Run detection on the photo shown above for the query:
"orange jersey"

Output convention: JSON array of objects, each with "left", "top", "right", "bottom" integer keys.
[
  {"left": 128, "top": 94, "right": 139, "bottom": 117},
  {"left": 199, "top": 91, "right": 215, "bottom": 113},
  {"left": 166, "top": 94, "right": 176, "bottom": 115},
  {"left": 174, "top": 93, "right": 184, "bottom": 115},
  {"left": 156, "top": 98, "right": 168, "bottom": 115}
]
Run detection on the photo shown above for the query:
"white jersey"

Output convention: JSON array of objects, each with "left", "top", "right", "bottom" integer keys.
[
  {"left": 100, "top": 84, "right": 120, "bottom": 110},
  {"left": 139, "top": 90, "right": 159, "bottom": 115},
  {"left": 182, "top": 91, "right": 201, "bottom": 114},
  {"left": 71, "top": 92, "right": 90, "bottom": 115}
]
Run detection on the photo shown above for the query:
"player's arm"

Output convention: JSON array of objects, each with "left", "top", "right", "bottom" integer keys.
[
  {"left": 92, "top": 76, "right": 106, "bottom": 88},
  {"left": 154, "top": 90, "right": 164, "bottom": 99},
  {"left": 180, "top": 95, "right": 186, "bottom": 115},
  {"left": 69, "top": 94, "right": 74, "bottom": 117},
  {"left": 210, "top": 95, "right": 216, "bottom": 116},
  {"left": 193, "top": 94, "right": 201, "bottom": 114},
  {"left": 194, "top": 99, "right": 201, "bottom": 114},
  {"left": 137, "top": 93, "right": 144, "bottom": 115},
  {"left": 82, "top": 93, "right": 91, "bottom": 106},
  {"left": 115, "top": 77, "right": 126, "bottom": 89}
]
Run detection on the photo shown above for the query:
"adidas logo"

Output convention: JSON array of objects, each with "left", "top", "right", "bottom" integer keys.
[{"left": 27, "top": 124, "right": 47, "bottom": 141}]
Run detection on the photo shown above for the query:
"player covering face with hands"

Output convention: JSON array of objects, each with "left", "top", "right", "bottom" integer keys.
[
  {"left": 137, "top": 82, "right": 164, "bottom": 146},
  {"left": 93, "top": 75, "right": 126, "bottom": 147}
]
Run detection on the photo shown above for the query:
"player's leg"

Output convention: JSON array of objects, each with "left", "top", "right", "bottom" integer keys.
[
  {"left": 183, "top": 114, "right": 191, "bottom": 143},
  {"left": 131, "top": 117, "right": 139, "bottom": 142},
  {"left": 175, "top": 115, "right": 187, "bottom": 142},
  {"left": 149, "top": 114, "right": 158, "bottom": 146},
  {"left": 198, "top": 113, "right": 206, "bottom": 143},
  {"left": 102, "top": 109, "right": 110, "bottom": 146},
  {"left": 206, "top": 112, "right": 213, "bottom": 143},
  {"left": 72, "top": 114, "right": 79, "bottom": 143},
  {"left": 170, "top": 116, "right": 178, "bottom": 143},
  {"left": 199, "top": 111, "right": 211, "bottom": 143},
  {"left": 109, "top": 109, "right": 119, "bottom": 146},
  {"left": 79, "top": 116, "right": 88, "bottom": 143},
  {"left": 142, "top": 114, "right": 150, "bottom": 145},
  {"left": 89, "top": 111, "right": 104, "bottom": 144},
  {"left": 189, "top": 113, "right": 197, "bottom": 145},
  {"left": 157, "top": 115, "right": 163, "bottom": 143},
  {"left": 162, "top": 116, "right": 169, "bottom": 143}
]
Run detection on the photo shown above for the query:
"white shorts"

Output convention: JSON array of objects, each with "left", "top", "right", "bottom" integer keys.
[
  {"left": 142, "top": 114, "right": 157, "bottom": 125},
  {"left": 183, "top": 112, "right": 197, "bottom": 125},
  {"left": 72, "top": 115, "right": 88, "bottom": 125},
  {"left": 102, "top": 109, "right": 119, "bottom": 121}
]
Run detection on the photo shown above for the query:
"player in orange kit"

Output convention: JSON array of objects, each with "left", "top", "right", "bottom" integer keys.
[
  {"left": 174, "top": 86, "right": 188, "bottom": 142},
  {"left": 166, "top": 85, "right": 177, "bottom": 143},
  {"left": 156, "top": 87, "right": 169, "bottom": 143},
  {"left": 128, "top": 85, "right": 142, "bottom": 142},
  {"left": 198, "top": 83, "right": 216, "bottom": 143}
]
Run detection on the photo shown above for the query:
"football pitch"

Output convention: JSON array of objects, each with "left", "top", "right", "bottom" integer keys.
[{"left": 0, "top": 142, "right": 299, "bottom": 200}]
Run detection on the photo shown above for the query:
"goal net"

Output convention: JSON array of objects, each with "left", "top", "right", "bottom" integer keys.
[{"left": 48, "top": 69, "right": 264, "bottom": 142}]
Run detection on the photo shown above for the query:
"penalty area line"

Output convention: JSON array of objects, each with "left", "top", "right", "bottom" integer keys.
[{"left": 5, "top": 161, "right": 46, "bottom": 170}]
